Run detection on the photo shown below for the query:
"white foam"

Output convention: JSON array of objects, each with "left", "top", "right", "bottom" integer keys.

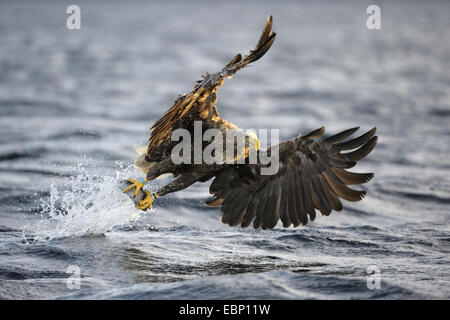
[{"left": 28, "top": 163, "right": 148, "bottom": 241}]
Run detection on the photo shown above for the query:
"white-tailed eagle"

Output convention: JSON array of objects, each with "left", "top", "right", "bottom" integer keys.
[{"left": 124, "top": 16, "right": 378, "bottom": 229}]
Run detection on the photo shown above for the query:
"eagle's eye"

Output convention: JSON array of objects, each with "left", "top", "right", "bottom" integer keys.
[{"left": 244, "top": 131, "right": 260, "bottom": 151}]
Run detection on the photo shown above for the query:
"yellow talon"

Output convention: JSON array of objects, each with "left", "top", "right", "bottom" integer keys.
[
  {"left": 137, "top": 191, "right": 157, "bottom": 211},
  {"left": 123, "top": 178, "right": 147, "bottom": 197}
]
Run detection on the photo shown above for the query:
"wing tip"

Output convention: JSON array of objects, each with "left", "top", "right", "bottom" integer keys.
[{"left": 303, "top": 126, "right": 326, "bottom": 139}]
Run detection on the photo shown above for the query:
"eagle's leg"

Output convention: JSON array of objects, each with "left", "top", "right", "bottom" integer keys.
[
  {"left": 146, "top": 157, "right": 176, "bottom": 181},
  {"left": 134, "top": 172, "right": 200, "bottom": 211},
  {"left": 156, "top": 172, "right": 202, "bottom": 197}
]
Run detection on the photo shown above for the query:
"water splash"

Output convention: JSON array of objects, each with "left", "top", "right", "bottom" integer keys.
[{"left": 28, "top": 163, "right": 149, "bottom": 241}]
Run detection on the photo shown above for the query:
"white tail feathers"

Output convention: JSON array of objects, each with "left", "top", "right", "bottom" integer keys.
[
  {"left": 135, "top": 154, "right": 155, "bottom": 173},
  {"left": 134, "top": 145, "right": 154, "bottom": 173},
  {"left": 135, "top": 145, "right": 147, "bottom": 155}
]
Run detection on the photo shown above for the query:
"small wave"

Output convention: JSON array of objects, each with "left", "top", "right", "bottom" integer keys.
[
  {"left": 388, "top": 190, "right": 450, "bottom": 205},
  {"left": 48, "top": 130, "right": 103, "bottom": 141},
  {"left": 0, "top": 168, "right": 69, "bottom": 177},
  {"left": 0, "top": 225, "right": 18, "bottom": 233},
  {"left": 323, "top": 225, "right": 382, "bottom": 232},
  {"left": 429, "top": 109, "right": 450, "bottom": 117},
  {"left": 60, "top": 270, "right": 420, "bottom": 300},
  {"left": 276, "top": 230, "right": 380, "bottom": 249},
  {"left": 21, "top": 244, "right": 75, "bottom": 260},
  {"left": 0, "top": 265, "right": 69, "bottom": 281},
  {"left": 0, "top": 152, "right": 37, "bottom": 161},
  {"left": 276, "top": 232, "right": 316, "bottom": 243}
]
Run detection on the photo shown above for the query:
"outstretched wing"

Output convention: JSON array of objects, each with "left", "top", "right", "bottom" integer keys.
[
  {"left": 207, "top": 127, "right": 378, "bottom": 229},
  {"left": 147, "top": 15, "right": 276, "bottom": 157}
]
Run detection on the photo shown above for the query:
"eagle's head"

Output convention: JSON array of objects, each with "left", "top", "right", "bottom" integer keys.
[{"left": 244, "top": 130, "right": 260, "bottom": 151}]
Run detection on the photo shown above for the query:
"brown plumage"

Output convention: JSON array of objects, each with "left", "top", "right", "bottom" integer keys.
[
  {"left": 146, "top": 15, "right": 276, "bottom": 161},
  {"left": 208, "top": 127, "right": 378, "bottom": 229},
  {"left": 129, "top": 15, "right": 378, "bottom": 229}
]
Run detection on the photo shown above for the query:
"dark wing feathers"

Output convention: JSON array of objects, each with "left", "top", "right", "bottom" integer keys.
[
  {"left": 331, "top": 168, "right": 373, "bottom": 185},
  {"left": 344, "top": 136, "right": 377, "bottom": 162},
  {"left": 278, "top": 168, "right": 290, "bottom": 227},
  {"left": 147, "top": 16, "right": 276, "bottom": 156},
  {"left": 323, "top": 127, "right": 359, "bottom": 143},
  {"left": 303, "top": 126, "right": 325, "bottom": 139},
  {"left": 209, "top": 127, "right": 377, "bottom": 229},
  {"left": 330, "top": 127, "right": 376, "bottom": 153},
  {"left": 241, "top": 196, "right": 259, "bottom": 228}
]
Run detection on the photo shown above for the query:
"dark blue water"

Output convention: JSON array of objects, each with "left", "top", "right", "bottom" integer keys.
[{"left": 0, "top": 0, "right": 449, "bottom": 299}]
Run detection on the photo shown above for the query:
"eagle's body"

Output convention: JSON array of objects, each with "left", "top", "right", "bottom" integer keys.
[{"left": 124, "top": 16, "right": 378, "bottom": 229}]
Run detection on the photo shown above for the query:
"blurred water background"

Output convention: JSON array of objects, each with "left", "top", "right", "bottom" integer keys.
[{"left": 0, "top": 0, "right": 449, "bottom": 299}]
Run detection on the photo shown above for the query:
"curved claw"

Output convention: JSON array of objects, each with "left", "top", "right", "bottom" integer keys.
[
  {"left": 137, "top": 191, "right": 158, "bottom": 211},
  {"left": 123, "top": 178, "right": 147, "bottom": 197}
]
